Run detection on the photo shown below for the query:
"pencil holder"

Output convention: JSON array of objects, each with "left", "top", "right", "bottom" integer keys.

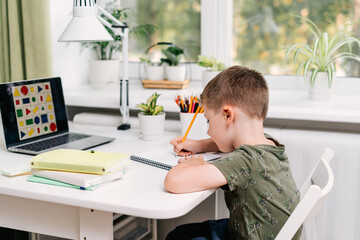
[{"left": 180, "top": 112, "right": 208, "bottom": 140}]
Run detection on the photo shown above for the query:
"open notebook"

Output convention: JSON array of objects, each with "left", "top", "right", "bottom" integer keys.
[{"left": 130, "top": 148, "right": 224, "bottom": 170}]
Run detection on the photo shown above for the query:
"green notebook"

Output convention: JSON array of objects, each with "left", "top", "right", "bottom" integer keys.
[
  {"left": 27, "top": 175, "right": 97, "bottom": 190},
  {"left": 31, "top": 149, "right": 129, "bottom": 175}
]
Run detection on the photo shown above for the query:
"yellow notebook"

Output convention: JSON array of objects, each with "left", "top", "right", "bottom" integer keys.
[{"left": 31, "top": 149, "right": 129, "bottom": 175}]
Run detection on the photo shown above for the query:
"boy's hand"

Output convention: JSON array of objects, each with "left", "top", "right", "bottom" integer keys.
[
  {"left": 178, "top": 155, "right": 206, "bottom": 166},
  {"left": 170, "top": 136, "right": 199, "bottom": 156}
]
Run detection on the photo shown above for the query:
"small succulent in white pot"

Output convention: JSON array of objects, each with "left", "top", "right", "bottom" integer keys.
[
  {"left": 198, "top": 55, "right": 226, "bottom": 87},
  {"left": 136, "top": 92, "right": 165, "bottom": 141},
  {"left": 284, "top": 16, "right": 360, "bottom": 100}
]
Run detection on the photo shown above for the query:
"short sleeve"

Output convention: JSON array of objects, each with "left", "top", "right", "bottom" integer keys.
[{"left": 211, "top": 149, "right": 255, "bottom": 191}]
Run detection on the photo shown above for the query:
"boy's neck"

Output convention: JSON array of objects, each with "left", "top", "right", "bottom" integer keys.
[{"left": 231, "top": 112, "right": 274, "bottom": 148}]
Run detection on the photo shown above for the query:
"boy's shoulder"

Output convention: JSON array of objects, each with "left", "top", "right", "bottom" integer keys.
[{"left": 212, "top": 135, "right": 288, "bottom": 170}]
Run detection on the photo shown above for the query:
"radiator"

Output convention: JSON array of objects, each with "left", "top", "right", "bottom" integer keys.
[{"left": 276, "top": 128, "right": 360, "bottom": 240}]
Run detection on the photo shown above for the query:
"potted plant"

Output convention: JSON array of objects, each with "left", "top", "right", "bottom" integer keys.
[
  {"left": 284, "top": 16, "right": 360, "bottom": 100},
  {"left": 197, "top": 55, "right": 226, "bottom": 87},
  {"left": 81, "top": 4, "right": 156, "bottom": 88},
  {"left": 136, "top": 92, "right": 165, "bottom": 141},
  {"left": 139, "top": 56, "right": 164, "bottom": 81},
  {"left": 160, "top": 46, "right": 186, "bottom": 81}
]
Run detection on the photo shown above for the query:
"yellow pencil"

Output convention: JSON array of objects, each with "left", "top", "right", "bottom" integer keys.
[
  {"left": 188, "top": 96, "right": 193, "bottom": 113},
  {"left": 181, "top": 105, "right": 201, "bottom": 143},
  {"left": 179, "top": 96, "right": 185, "bottom": 113}
]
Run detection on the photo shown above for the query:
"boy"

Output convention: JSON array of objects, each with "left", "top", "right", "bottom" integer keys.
[{"left": 164, "top": 66, "right": 302, "bottom": 240}]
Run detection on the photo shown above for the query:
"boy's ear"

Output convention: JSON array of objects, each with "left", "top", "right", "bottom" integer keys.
[{"left": 222, "top": 105, "right": 235, "bottom": 125}]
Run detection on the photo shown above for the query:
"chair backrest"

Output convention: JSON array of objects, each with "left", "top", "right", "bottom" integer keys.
[{"left": 275, "top": 148, "right": 334, "bottom": 240}]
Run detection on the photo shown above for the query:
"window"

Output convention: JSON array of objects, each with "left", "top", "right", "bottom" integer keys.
[
  {"left": 233, "top": 0, "right": 360, "bottom": 77},
  {"left": 121, "top": 0, "right": 201, "bottom": 62}
]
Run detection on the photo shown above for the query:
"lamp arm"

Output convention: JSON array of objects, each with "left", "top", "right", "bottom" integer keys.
[
  {"left": 119, "top": 28, "right": 129, "bottom": 127},
  {"left": 96, "top": 6, "right": 126, "bottom": 37},
  {"left": 96, "top": 5, "right": 130, "bottom": 129}
]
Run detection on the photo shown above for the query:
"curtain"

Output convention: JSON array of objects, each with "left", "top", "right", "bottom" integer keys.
[{"left": 0, "top": 0, "right": 53, "bottom": 83}]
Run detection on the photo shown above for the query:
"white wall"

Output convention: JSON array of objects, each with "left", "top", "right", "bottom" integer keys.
[{"left": 50, "top": 0, "right": 94, "bottom": 89}]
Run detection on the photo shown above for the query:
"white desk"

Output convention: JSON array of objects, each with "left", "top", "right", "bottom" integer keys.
[{"left": 0, "top": 118, "right": 216, "bottom": 239}]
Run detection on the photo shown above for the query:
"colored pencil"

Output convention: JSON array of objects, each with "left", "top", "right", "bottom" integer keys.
[{"left": 174, "top": 94, "right": 202, "bottom": 113}]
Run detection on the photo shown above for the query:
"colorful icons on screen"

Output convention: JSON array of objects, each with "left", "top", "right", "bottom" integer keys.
[{"left": 12, "top": 82, "right": 57, "bottom": 140}]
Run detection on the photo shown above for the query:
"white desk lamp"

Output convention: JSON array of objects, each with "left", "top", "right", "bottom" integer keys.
[{"left": 59, "top": 0, "right": 131, "bottom": 130}]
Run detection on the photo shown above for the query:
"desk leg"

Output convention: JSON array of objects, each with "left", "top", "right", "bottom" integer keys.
[
  {"left": 152, "top": 219, "right": 157, "bottom": 240},
  {"left": 30, "top": 233, "right": 40, "bottom": 240},
  {"left": 79, "top": 208, "right": 113, "bottom": 240}
]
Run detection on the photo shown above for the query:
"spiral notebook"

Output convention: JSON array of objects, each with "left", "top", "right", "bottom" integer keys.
[{"left": 130, "top": 148, "right": 223, "bottom": 170}]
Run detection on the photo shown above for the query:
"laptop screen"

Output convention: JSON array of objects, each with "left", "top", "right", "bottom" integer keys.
[{"left": 0, "top": 77, "right": 69, "bottom": 147}]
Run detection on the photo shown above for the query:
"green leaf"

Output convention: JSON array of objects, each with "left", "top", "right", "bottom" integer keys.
[
  {"left": 310, "top": 69, "right": 319, "bottom": 87},
  {"left": 138, "top": 93, "right": 163, "bottom": 115},
  {"left": 161, "top": 49, "right": 178, "bottom": 66},
  {"left": 197, "top": 55, "right": 226, "bottom": 71},
  {"left": 303, "top": 59, "right": 312, "bottom": 80},
  {"left": 159, "top": 58, "right": 172, "bottom": 66},
  {"left": 293, "top": 46, "right": 312, "bottom": 64},
  {"left": 284, "top": 43, "right": 309, "bottom": 65},
  {"left": 150, "top": 98, "right": 157, "bottom": 109},
  {"left": 326, "top": 68, "right": 333, "bottom": 88},
  {"left": 293, "top": 15, "right": 321, "bottom": 38},
  {"left": 146, "top": 93, "right": 156, "bottom": 106},
  {"left": 153, "top": 106, "right": 164, "bottom": 115},
  {"left": 136, "top": 103, "right": 149, "bottom": 113},
  {"left": 167, "top": 46, "right": 184, "bottom": 56},
  {"left": 326, "top": 52, "right": 360, "bottom": 67},
  {"left": 311, "top": 38, "right": 320, "bottom": 65},
  {"left": 217, "top": 62, "right": 226, "bottom": 71}
]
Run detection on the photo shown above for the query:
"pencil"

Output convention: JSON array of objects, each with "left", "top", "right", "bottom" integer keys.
[
  {"left": 181, "top": 105, "right": 201, "bottom": 143},
  {"left": 188, "top": 96, "right": 193, "bottom": 113},
  {"left": 179, "top": 96, "right": 185, "bottom": 113}
]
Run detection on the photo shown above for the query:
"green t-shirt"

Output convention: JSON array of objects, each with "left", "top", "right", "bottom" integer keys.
[{"left": 211, "top": 134, "right": 302, "bottom": 240}]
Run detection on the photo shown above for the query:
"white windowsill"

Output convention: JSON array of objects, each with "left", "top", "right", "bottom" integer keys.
[{"left": 63, "top": 76, "right": 360, "bottom": 129}]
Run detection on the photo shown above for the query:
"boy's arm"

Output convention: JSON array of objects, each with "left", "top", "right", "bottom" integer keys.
[{"left": 164, "top": 155, "right": 227, "bottom": 193}]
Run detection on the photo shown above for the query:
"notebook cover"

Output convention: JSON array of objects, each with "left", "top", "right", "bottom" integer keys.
[
  {"left": 27, "top": 175, "right": 96, "bottom": 190},
  {"left": 31, "top": 168, "right": 126, "bottom": 188},
  {"left": 31, "top": 149, "right": 129, "bottom": 175}
]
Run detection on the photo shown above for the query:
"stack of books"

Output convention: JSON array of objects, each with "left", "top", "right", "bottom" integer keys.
[{"left": 27, "top": 149, "right": 130, "bottom": 190}]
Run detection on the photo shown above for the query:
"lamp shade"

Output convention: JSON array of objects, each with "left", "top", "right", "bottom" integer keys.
[{"left": 58, "top": 0, "right": 113, "bottom": 42}]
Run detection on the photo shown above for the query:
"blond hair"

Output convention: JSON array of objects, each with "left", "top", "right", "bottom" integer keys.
[{"left": 201, "top": 65, "right": 269, "bottom": 120}]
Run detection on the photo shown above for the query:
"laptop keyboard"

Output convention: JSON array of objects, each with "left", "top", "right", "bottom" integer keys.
[{"left": 16, "top": 133, "right": 89, "bottom": 152}]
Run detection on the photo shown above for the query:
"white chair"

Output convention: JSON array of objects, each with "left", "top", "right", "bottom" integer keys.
[{"left": 276, "top": 148, "right": 334, "bottom": 240}]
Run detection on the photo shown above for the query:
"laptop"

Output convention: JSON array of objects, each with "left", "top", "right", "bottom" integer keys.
[{"left": 0, "top": 77, "right": 115, "bottom": 155}]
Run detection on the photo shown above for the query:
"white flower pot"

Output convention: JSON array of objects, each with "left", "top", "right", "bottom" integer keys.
[
  {"left": 165, "top": 65, "right": 186, "bottom": 81},
  {"left": 306, "top": 71, "right": 335, "bottom": 101},
  {"left": 90, "top": 60, "right": 120, "bottom": 89},
  {"left": 202, "top": 70, "right": 220, "bottom": 88},
  {"left": 146, "top": 65, "right": 164, "bottom": 80},
  {"left": 138, "top": 112, "right": 166, "bottom": 141}
]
